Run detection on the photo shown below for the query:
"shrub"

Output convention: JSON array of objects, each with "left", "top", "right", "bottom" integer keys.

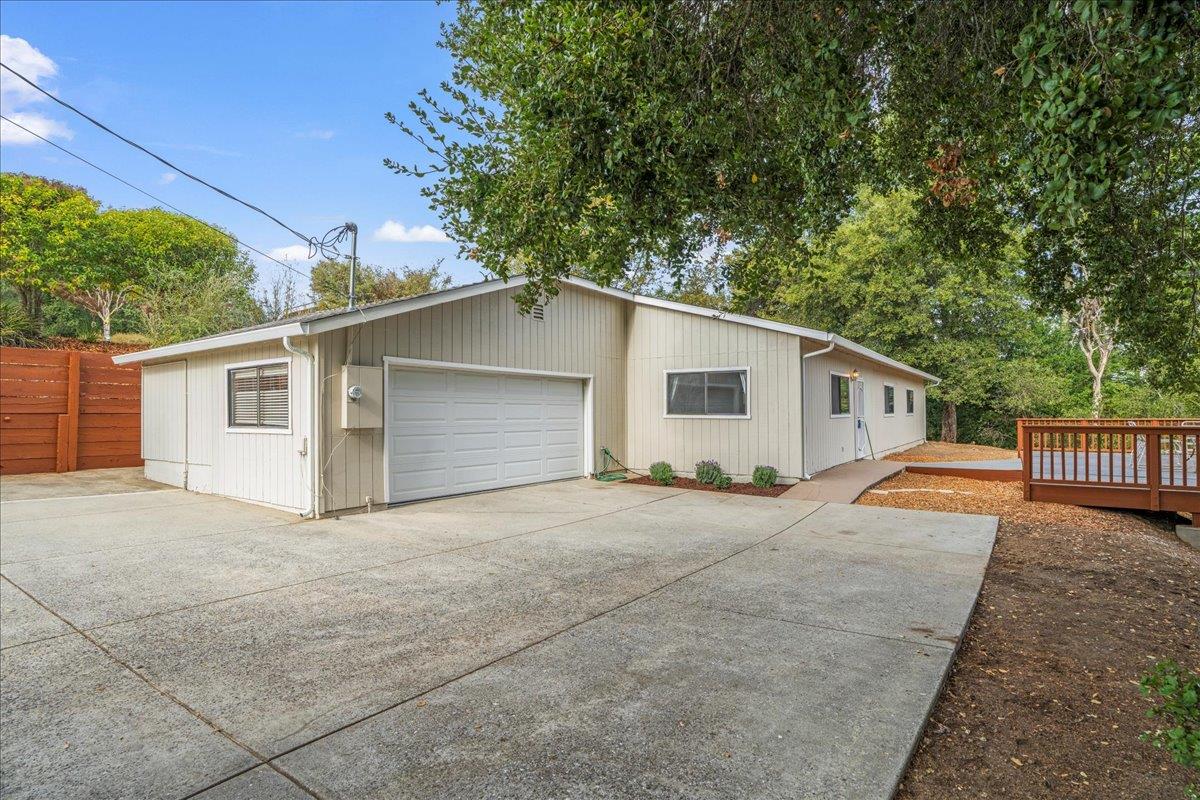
[
  {"left": 694, "top": 459, "right": 723, "bottom": 484},
  {"left": 648, "top": 461, "right": 674, "bottom": 486},
  {"left": 0, "top": 299, "right": 43, "bottom": 347},
  {"left": 752, "top": 465, "right": 779, "bottom": 488},
  {"left": 1140, "top": 659, "right": 1200, "bottom": 799},
  {"left": 712, "top": 472, "right": 733, "bottom": 490}
]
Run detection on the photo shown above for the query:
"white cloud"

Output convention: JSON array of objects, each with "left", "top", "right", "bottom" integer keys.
[
  {"left": 0, "top": 36, "right": 72, "bottom": 146},
  {"left": 0, "top": 111, "right": 72, "bottom": 145},
  {"left": 0, "top": 35, "right": 57, "bottom": 104},
  {"left": 373, "top": 221, "right": 450, "bottom": 243},
  {"left": 268, "top": 244, "right": 315, "bottom": 262},
  {"left": 159, "top": 172, "right": 177, "bottom": 185},
  {"left": 296, "top": 129, "right": 335, "bottom": 140}
]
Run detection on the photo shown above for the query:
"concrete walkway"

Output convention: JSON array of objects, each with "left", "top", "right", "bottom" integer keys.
[{"left": 781, "top": 459, "right": 905, "bottom": 503}]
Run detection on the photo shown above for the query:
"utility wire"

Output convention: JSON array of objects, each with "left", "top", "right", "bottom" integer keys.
[
  {"left": 0, "top": 113, "right": 313, "bottom": 284},
  {"left": 0, "top": 61, "right": 316, "bottom": 247}
]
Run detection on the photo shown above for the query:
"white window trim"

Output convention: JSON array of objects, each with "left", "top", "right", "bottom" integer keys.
[
  {"left": 883, "top": 383, "right": 896, "bottom": 417},
  {"left": 225, "top": 357, "right": 292, "bottom": 435},
  {"left": 829, "top": 371, "right": 851, "bottom": 418},
  {"left": 905, "top": 388, "right": 916, "bottom": 416},
  {"left": 663, "top": 367, "right": 751, "bottom": 420}
]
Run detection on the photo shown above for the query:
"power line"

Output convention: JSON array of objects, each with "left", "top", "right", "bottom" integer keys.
[
  {"left": 1, "top": 60, "right": 317, "bottom": 248},
  {"left": 0, "top": 113, "right": 314, "bottom": 285}
]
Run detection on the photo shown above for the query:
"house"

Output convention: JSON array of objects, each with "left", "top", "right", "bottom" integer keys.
[{"left": 113, "top": 276, "right": 937, "bottom": 515}]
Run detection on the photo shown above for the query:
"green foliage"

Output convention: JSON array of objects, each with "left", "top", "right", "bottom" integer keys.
[
  {"left": 648, "top": 461, "right": 674, "bottom": 486},
  {"left": 1139, "top": 659, "right": 1200, "bottom": 799},
  {"left": 137, "top": 256, "right": 260, "bottom": 346},
  {"left": 751, "top": 465, "right": 779, "bottom": 489},
  {"left": 395, "top": 1, "right": 1198, "bottom": 378},
  {"left": 0, "top": 297, "right": 43, "bottom": 347},
  {"left": 311, "top": 259, "right": 453, "bottom": 310},
  {"left": 0, "top": 173, "right": 98, "bottom": 321},
  {"left": 694, "top": 459, "right": 723, "bottom": 485},
  {"left": 712, "top": 472, "right": 733, "bottom": 490}
]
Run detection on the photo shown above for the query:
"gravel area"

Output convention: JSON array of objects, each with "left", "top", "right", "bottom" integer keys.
[{"left": 860, "top": 471, "right": 1199, "bottom": 799}]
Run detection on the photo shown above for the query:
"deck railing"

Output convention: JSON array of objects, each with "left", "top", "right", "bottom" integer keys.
[
  {"left": 1015, "top": 417, "right": 1195, "bottom": 457},
  {"left": 1021, "top": 421, "right": 1200, "bottom": 514}
]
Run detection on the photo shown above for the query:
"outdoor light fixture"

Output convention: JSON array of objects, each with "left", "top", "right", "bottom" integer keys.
[
  {"left": 849, "top": 369, "right": 860, "bottom": 381},
  {"left": 346, "top": 384, "right": 363, "bottom": 402}
]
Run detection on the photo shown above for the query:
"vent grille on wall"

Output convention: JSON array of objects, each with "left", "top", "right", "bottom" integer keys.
[{"left": 531, "top": 303, "right": 545, "bottom": 321}]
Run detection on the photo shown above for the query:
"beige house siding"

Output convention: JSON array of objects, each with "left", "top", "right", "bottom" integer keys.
[
  {"left": 623, "top": 303, "right": 805, "bottom": 480},
  {"left": 315, "top": 283, "right": 628, "bottom": 514},
  {"left": 140, "top": 340, "right": 314, "bottom": 512},
  {"left": 802, "top": 349, "right": 926, "bottom": 475}
]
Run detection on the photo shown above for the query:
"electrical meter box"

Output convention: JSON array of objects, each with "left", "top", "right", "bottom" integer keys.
[{"left": 340, "top": 365, "right": 383, "bottom": 429}]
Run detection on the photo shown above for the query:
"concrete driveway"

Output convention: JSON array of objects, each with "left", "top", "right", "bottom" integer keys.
[{"left": 0, "top": 470, "right": 996, "bottom": 800}]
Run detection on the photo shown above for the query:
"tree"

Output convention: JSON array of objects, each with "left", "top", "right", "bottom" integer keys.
[
  {"left": 138, "top": 256, "right": 260, "bottom": 345},
  {"left": 310, "top": 258, "right": 452, "bottom": 309},
  {"left": 1068, "top": 294, "right": 1116, "bottom": 418},
  {"left": 735, "top": 190, "right": 1044, "bottom": 442},
  {"left": 0, "top": 173, "right": 97, "bottom": 323},
  {"left": 258, "top": 272, "right": 300, "bottom": 321},
  {"left": 62, "top": 208, "right": 238, "bottom": 340},
  {"left": 391, "top": 1, "right": 1197, "bottom": 376}
]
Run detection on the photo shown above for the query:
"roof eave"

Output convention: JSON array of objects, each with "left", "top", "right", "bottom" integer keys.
[{"left": 111, "top": 321, "right": 307, "bottom": 364}]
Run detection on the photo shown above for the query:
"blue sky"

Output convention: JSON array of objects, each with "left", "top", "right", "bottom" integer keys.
[{"left": 0, "top": 1, "right": 480, "bottom": 295}]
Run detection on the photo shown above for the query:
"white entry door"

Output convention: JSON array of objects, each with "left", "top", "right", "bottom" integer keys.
[
  {"left": 386, "top": 365, "right": 585, "bottom": 503},
  {"left": 854, "top": 378, "right": 867, "bottom": 460}
]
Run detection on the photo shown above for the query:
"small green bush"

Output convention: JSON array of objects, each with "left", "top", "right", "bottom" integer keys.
[
  {"left": 712, "top": 472, "right": 733, "bottom": 490},
  {"left": 0, "top": 299, "right": 43, "bottom": 347},
  {"left": 752, "top": 465, "right": 779, "bottom": 488},
  {"left": 648, "top": 461, "right": 674, "bottom": 486},
  {"left": 694, "top": 459, "right": 723, "bottom": 484},
  {"left": 1140, "top": 659, "right": 1200, "bottom": 799}
]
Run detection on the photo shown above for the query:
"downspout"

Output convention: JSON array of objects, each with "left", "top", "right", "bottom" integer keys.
[
  {"left": 801, "top": 333, "right": 840, "bottom": 479},
  {"left": 282, "top": 335, "right": 318, "bottom": 519},
  {"left": 799, "top": 333, "right": 837, "bottom": 480}
]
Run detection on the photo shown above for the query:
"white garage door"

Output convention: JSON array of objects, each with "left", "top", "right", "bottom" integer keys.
[{"left": 387, "top": 366, "right": 585, "bottom": 503}]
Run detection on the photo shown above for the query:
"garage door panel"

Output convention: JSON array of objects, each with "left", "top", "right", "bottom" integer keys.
[
  {"left": 452, "top": 373, "right": 501, "bottom": 394},
  {"left": 388, "top": 366, "right": 585, "bottom": 503},
  {"left": 453, "top": 401, "right": 500, "bottom": 422},
  {"left": 392, "top": 399, "right": 448, "bottom": 423},
  {"left": 392, "top": 433, "right": 449, "bottom": 457},
  {"left": 391, "top": 369, "right": 447, "bottom": 392}
]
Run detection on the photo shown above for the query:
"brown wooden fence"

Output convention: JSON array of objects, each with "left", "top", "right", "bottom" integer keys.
[{"left": 0, "top": 346, "right": 142, "bottom": 475}]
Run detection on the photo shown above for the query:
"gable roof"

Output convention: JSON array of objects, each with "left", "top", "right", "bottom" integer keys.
[{"left": 113, "top": 275, "right": 938, "bottom": 382}]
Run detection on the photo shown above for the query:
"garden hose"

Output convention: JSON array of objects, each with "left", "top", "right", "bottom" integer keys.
[{"left": 597, "top": 446, "right": 641, "bottom": 481}]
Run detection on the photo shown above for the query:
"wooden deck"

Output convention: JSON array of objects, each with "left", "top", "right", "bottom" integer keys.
[{"left": 1021, "top": 421, "right": 1200, "bottom": 514}]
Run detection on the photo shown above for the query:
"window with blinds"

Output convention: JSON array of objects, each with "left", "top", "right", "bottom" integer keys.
[{"left": 227, "top": 362, "right": 289, "bottom": 429}]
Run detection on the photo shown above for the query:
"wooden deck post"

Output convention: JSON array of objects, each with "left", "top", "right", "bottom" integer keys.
[
  {"left": 1021, "top": 425, "right": 1033, "bottom": 500},
  {"left": 1016, "top": 419, "right": 1024, "bottom": 459},
  {"left": 65, "top": 351, "right": 80, "bottom": 472},
  {"left": 1147, "top": 432, "right": 1161, "bottom": 511}
]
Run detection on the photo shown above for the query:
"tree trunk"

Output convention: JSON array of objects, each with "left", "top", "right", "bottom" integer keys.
[
  {"left": 940, "top": 401, "right": 958, "bottom": 443},
  {"left": 99, "top": 303, "right": 113, "bottom": 342},
  {"left": 1090, "top": 372, "right": 1103, "bottom": 419},
  {"left": 17, "top": 286, "right": 43, "bottom": 325}
]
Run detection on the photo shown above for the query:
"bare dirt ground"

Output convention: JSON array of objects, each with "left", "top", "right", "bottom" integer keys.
[
  {"left": 889, "top": 441, "right": 1018, "bottom": 462},
  {"left": 859, "top": 471, "right": 1199, "bottom": 799}
]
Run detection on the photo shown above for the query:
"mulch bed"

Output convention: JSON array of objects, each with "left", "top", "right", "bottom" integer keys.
[
  {"left": 44, "top": 337, "right": 149, "bottom": 354},
  {"left": 886, "top": 441, "right": 1018, "bottom": 463},
  {"left": 859, "top": 472, "right": 1198, "bottom": 799},
  {"left": 625, "top": 474, "right": 790, "bottom": 497}
]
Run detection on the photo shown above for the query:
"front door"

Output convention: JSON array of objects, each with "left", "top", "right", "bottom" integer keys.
[{"left": 854, "top": 378, "right": 867, "bottom": 459}]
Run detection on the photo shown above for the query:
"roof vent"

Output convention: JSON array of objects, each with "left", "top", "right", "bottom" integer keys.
[{"left": 530, "top": 303, "right": 545, "bottom": 321}]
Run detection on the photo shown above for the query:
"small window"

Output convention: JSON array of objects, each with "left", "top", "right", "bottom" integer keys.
[
  {"left": 906, "top": 388, "right": 915, "bottom": 415},
  {"left": 228, "top": 362, "right": 289, "bottom": 429},
  {"left": 830, "top": 373, "right": 850, "bottom": 417},
  {"left": 883, "top": 384, "right": 895, "bottom": 416},
  {"left": 665, "top": 369, "right": 748, "bottom": 417}
]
